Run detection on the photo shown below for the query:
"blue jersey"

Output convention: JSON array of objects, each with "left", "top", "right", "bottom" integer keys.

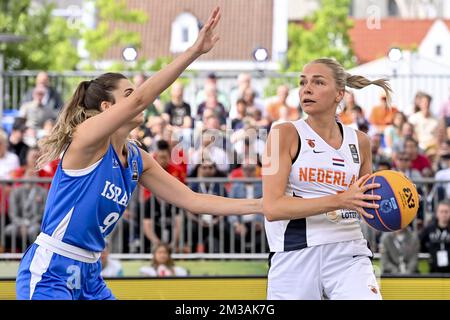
[{"left": 40, "top": 142, "right": 143, "bottom": 252}]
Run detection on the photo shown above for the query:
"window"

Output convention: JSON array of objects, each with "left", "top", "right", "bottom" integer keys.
[
  {"left": 436, "top": 44, "right": 442, "bottom": 56},
  {"left": 170, "top": 12, "right": 199, "bottom": 53},
  {"left": 182, "top": 27, "right": 189, "bottom": 43},
  {"left": 388, "top": 0, "right": 399, "bottom": 17}
]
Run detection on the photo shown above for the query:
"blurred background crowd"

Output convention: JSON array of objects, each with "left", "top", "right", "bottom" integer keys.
[
  {"left": 0, "top": 69, "right": 449, "bottom": 276},
  {"left": 1, "top": 0, "right": 450, "bottom": 276}
]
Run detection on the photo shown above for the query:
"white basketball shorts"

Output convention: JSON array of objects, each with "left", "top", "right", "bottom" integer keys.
[{"left": 267, "top": 239, "right": 382, "bottom": 300}]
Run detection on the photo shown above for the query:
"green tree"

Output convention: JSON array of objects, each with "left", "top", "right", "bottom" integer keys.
[
  {"left": 0, "top": 0, "right": 79, "bottom": 70},
  {"left": 81, "top": 0, "right": 148, "bottom": 69},
  {"left": 0, "top": 0, "right": 149, "bottom": 71},
  {"left": 287, "top": 0, "right": 356, "bottom": 71}
]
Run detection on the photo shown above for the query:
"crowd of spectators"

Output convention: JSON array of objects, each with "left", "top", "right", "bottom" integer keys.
[{"left": 1, "top": 71, "right": 450, "bottom": 275}]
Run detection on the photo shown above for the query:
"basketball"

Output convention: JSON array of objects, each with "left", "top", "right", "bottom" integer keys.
[{"left": 361, "top": 170, "right": 419, "bottom": 232}]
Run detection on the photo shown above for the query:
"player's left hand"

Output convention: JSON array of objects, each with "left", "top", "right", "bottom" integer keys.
[
  {"left": 338, "top": 174, "right": 381, "bottom": 219},
  {"left": 190, "top": 7, "right": 221, "bottom": 55}
]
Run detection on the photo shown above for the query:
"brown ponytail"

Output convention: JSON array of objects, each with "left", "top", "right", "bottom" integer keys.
[{"left": 37, "top": 73, "right": 127, "bottom": 169}]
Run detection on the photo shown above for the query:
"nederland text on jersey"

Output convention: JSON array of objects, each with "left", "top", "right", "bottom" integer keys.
[{"left": 298, "top": 167, "right": 357, "bottom": 187}]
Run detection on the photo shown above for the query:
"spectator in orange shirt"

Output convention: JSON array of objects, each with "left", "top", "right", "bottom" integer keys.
[
  {"left": 338, "top": 90, "right": 361, "bottom": 125},
  {"left": 369, "top": 92, "right": 398, "bottom": 133},
  {"left": 266, "top": 85, "right": 297, "bottom": 123}
]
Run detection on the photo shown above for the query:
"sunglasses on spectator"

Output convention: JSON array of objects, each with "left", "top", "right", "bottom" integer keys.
[
  {"left": 201, "top": 165, "right": 215, "bottom": 169},
  {"left": 398, "top": 158, "right": 410, "bottom": 161}
]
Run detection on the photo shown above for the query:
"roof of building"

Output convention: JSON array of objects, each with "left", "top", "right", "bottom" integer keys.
[
  {"left": 349, "top": 18, "right": 450, "bottom": 64},
  {"left": 106, "top": 0, "right": 274, "bottom": 62}
]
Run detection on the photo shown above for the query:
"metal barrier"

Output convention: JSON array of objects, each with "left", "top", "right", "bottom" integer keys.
[
  {"left": 0, "top": 177, "right": 267, "bottom": 255},
  {"left": 111, "top": 177, "right": 267, "bottom": 255},
  {"left": 0, "top": 70, "right": 273, "bottom": 116},
  {"left": 0, "top": 177, "right": 52, "bottom": 254},
  {"left": 0, "top": 177, "right": 448, "bottom": 255}
]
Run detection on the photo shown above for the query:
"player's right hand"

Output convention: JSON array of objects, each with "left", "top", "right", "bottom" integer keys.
[{"left": 190, "top": 6, "right": 221, "bottom": 55}]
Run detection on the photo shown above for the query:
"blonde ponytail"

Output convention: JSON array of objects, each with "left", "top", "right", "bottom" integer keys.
[
  {"left": 345, "top": 73, "right": 392, "bottom": 106},
  {"left": 310, "top": 58, "right": 393, "bottom": 106}
]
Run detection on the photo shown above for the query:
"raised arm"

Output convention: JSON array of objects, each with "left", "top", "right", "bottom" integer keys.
[
  {"left": 262, "top": 124, "right": 380, "bottom": 222},
  {"left": 138, "top": 148, "right": 261, "bottom": 216},
  {"left": 76, "top": 7, "right": 222, "bottom": 150}
]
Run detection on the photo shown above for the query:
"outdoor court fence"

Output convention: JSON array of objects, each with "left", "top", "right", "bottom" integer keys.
[{"left": 1, "top": 71, "right": 449, "bottom": 122}]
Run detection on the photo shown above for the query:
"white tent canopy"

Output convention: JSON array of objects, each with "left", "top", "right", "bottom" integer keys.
[{"left": 345, "top": 52, "right": 450, "bottom": 116}]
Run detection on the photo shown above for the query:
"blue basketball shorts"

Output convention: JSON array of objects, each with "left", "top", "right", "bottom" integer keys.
[{"left": 16, "top": 243, "right": 114, "bottom": 300}]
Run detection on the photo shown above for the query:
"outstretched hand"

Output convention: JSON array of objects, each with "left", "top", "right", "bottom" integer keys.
[{"left": 190, "top": 7, "right": 221, "bottom": 55}]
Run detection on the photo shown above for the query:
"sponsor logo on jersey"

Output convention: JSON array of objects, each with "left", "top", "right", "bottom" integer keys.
[
  {"left": 325, "top": 209, "right": 359, "bottom": 224},
  {"left": 348, "top": 144, "right": 360, "bottom": 164},
  {"left": 326, "top": 210, "right": 339, "bottom": 222}
]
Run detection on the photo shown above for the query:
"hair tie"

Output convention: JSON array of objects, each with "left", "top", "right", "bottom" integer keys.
[{"left": 85, "top": 79, "right": 94, "bottom": 89}]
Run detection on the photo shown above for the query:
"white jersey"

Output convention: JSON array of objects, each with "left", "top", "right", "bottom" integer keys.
[{"left": 265, "top": 119, "right": 364, "bottom": 252}]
